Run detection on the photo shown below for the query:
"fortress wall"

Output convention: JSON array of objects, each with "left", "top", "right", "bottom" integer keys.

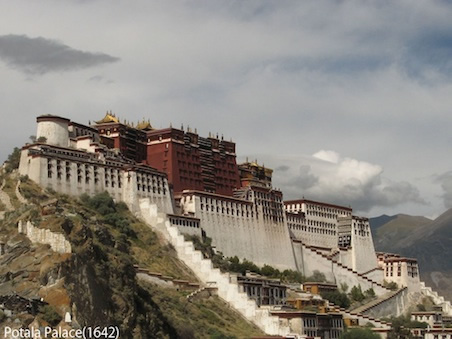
[
  {"left": 338, "top": 248, "right": 353, "bottom": 268},
  {"left": 363, "top": 268, "right": 384, "bottom": 283},
  {"left": 18, "top": 220, "right": 71, "bottom": 254},
  {"left": 351, "top": 223, "right": 378, "bottom": 274},
  {"left": 295, "top": 242, "right": 388, "bottom": 296},
  {"left": 298, "top": 242, "right": 336, "bottom": 282},
  {"left": 19, "top": 148, "right": 173, "bottom": 216},
  {"left": 362, "top": 288, "right": 409, "bottom": 318},
  {"left": 291, "top": 241, "right": 305, "bottom": 275},
  {"left": 19, "top": 149, "right": 43, "bottom": 184},
  {"left": 180, "top": 194, "right": 297, "bottom": 271},
  {"left": 289, "top": 227, "right": 337, "bottom": 249}
]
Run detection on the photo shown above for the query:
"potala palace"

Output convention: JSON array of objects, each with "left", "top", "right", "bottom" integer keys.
[{"left": 16, "top": 114, "right": 452, "bottom": 338}]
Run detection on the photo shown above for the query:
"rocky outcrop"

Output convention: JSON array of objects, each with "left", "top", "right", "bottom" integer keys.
[{"left": 0, "top": 179, "right": 14, "bottom": 220}]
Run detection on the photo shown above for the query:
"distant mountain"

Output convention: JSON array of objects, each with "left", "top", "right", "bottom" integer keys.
[
  {"left": 369, "top": 214, "right": 398, "bottom": 232},
  {"left": 370, "top": 210, "right": 452, "bottom": 301},
  {"left": 370, "top": 214, "right": 432, "bottom": 251}
]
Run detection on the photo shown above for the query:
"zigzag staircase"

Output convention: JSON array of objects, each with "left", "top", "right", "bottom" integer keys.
[
  {"left": 301, "top": 243, "right": 390, "bottom": 294},
  {"left": 139, "top": 199, "right": 291, "bottom": 335}
]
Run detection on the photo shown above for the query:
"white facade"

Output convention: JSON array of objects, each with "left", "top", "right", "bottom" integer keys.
[
  {"left": 383, "top": 256, "right": 420, "bottom": 292},
  {"left": 337, "top": 216, "right": 379, "bottom": 274},
  {"left": 284, "top": 200, "right": 352, "bottom": 249},
  {"left": 179, "top": 190, "right": 298, "bottom": 271},
  {"left": 19, "top": 115, "right": 173, "bottom": 215}
]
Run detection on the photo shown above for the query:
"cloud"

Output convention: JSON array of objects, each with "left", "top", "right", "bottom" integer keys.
[
  {"left": 313, "top": 150, "right": 341, "bottom": 164},
  {"left": 270, "top": 151, "right": 426, "bottom": 214},
  {"left": 435, "top": 171, "right": 452, "bottom": 209},
  {"left": 0, "top": 34, "right": 119, "bottom": 74}
]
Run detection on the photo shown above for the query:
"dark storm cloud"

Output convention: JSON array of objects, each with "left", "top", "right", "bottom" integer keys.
[{"left": 0, "top": 34, "right": 119, "bottom": 74}]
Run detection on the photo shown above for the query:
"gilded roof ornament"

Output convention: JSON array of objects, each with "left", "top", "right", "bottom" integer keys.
[
  {"left": 95, "top": 111, "right": 119, "bottom": 124},
  {"left": 137, "top": 118, "right": 153, "bottom": 130}
]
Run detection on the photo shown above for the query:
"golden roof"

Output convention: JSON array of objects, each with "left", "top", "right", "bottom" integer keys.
[
  {"left": 96, "top": 111, "right": 119, "bottom": 124},
  {"left": 136, "top": 119, "right": 153, "bottom": 130}
]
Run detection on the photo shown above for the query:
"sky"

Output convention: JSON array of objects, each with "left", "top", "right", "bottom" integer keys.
[{"left": 1, "top": 0, "right": 452, "bottom": 218}]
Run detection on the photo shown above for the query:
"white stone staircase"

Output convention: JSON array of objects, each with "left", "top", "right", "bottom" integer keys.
[
  {"left": 301, "top": 242, "right": 390, "bottom": 296},
  {"left": 420, "top": 281, "right": 452, "bottom": 316},
  {"left": 327, "top": 301, "right": 391, "bottom": 329},
  {"left": 138, "top": 198, "right": 291, "bottom": 335}
]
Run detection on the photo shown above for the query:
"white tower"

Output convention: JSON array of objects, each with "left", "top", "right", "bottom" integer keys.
[{"left": 36, "top": 115, "right": 70, "bottom": 147}]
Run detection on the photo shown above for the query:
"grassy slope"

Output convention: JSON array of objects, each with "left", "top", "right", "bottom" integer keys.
[{"left": 373, "top": 214, "right": 432, "bottom": 251}]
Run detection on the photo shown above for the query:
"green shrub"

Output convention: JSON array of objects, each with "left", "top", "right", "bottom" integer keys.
[
  {"left": 306, "top": 270, "right": 326, "bottom": 282},
  {"left": 383, "top": 280, "right": 398, "bottom": 290},
  {"left": 350, "top": 285, "right": 365, "bottom": 302},
  {"left": 321, "top": 290, "right": 351, "bottom": 308},
  {"left": 364, "top": 288, "right": 376, "bottom": 298},
  {"left": 340, "top": 327, "right": 380, "bottom": 339},
  {"left": 39, "top": 305, "right": 62, "bottom": 327},
  {"left": 5, "top": 147, "right": 21, "bottom": 173}
]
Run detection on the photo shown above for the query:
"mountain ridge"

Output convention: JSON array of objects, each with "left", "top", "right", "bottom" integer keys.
[{"left": 370, "top": 209, "right": 452, "bottom": 301}]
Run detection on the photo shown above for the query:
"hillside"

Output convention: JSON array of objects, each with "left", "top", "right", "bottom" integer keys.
[
  {"left": 371, "top": 214, "right": 432, "bottom": 251},
  {"left": 0, "top": 170, "right": 263, "bottom": 338},
  {"left": 370, "top": 210, "right": 452, "bottom": 301}
]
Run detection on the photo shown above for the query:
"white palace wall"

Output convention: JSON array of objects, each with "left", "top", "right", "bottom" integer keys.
[
  {"left": 36, "top": 117, "right": 70, "bottom": 148},
  {"left": 18, "top": 220, "right": 71, "bottom": 254},
  {"left": 180, "top": 193, "right": 298, "bottom": 271},
  {"left": 19, "top": 145, "right": 173, "bottom": 215},
  {"left": 293, "top": 240, "right": 388, "bottom": 297},
  {"left": 350, "top": 218, "right": 379, "bottom": 274}
]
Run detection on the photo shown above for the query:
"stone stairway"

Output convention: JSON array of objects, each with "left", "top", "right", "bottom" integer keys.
[
  {"left": 420, "top": 282, "right": 452, "bottom": 316},
  {"left": 351, "top": 287, "right": 407, "bottom": 316},
  {"left": 138, "top": 198, "right": 291, "bottom": 336},
  {"left": 327, "top": 301, "right": 391, "bottom": 329},
  {"left": 186, "top": 282, "right": 217, "bottom": 301},
  {"left": 302, "top": 243, "right": 390, "bottom": 295}
]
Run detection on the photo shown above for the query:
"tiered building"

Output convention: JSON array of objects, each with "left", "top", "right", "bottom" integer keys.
[{"left": 94, "top": 112, "right": 240, "bottom": 196}]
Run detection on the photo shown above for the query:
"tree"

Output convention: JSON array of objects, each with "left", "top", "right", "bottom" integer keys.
[
  {"left": 321, "top": 290, "right": 350, "bottom": 308},
  {"left": 364, "top": 288, "right": 376, "bottom": 298},
  {"left": 340, "top": 282, "right": 349, "bottom": 293},
  {"left": 5, "top": 147, "right": 21, "bottom": 173},
  {"left": 350, "top": 285, "right": 365, "bottom": 302},
  {"left": 306, "top": 270, "right": 326, "bottom": 282},
  {"left": 340, "top": 328, "right": 380, "bottom": 339},
  {"left": 37, "top": 136, "right": 47, "bottom": 143}
]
